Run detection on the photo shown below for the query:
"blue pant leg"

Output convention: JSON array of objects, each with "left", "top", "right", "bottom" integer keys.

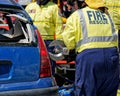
[
  {"left": 74, "top": 48, "right": 119, "bottom": 96},
  {"left": 97, "top": 48, "right": 119, "bottom": 96},
  {"left": 75, "top": 49, "right": 98, "bottom": 96},
  {"left": 118, "top": 30, "right": 120, "bottom": 51}
]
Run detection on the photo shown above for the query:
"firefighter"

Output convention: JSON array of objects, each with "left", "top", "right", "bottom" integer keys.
[
  {"left": 61, "top": 0, "right": 119, "bottom": 95},
  {"left": 103, "top": 0, "right": 120, "bottom": 31},
  {"left": 103, "top": 0, "right": 120, "bottom": 50},
  {"left": 61, "top": 0, "right": 79, "bottom": 23},
  {"left": 25, "top": 0, "right": 63, "bottom": 75}
]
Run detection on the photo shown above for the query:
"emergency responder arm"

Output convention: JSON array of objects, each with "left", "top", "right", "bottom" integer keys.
[
  {"left": 62, "top": 11, "right": 80, "bottom": 50},
  {"left": 25, "top": 2, "right": 36, "bottom": 21},
  {"left": 49, "top": 11, "right": 81, "bottom": 61},
  {"left": 103, "top": 0, "right": 120, "bottom": 30},
  {"left": 52, "top": 5, "right": 63, "bottom": 40}
]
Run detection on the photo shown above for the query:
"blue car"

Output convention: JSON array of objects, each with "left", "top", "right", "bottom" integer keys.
[{"left": 0, "top": 0, "right": 58, "bottom": 96}]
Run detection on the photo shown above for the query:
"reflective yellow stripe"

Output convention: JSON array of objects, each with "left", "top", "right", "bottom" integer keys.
[
  {"left": 117, "top": 89, "right": 120, "bottom": 96},
  {"left": 42, "top": 35, "right": 55, "bottom": 40},
  {"left": 106, "top": 4, "right": 120, "bottom": 10},
  {"left": 76, "top": 9, "right": 117, "bottom": 48},
  {"left": 107, "top": 4, "right": 120, "bottom": 7}
]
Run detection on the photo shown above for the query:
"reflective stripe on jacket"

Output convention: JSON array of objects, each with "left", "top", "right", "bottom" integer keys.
[
  {"left": 103, "top": 0, "right": 120, "bottom": 30},
  {"left": 62, "top": 6, "right": 118, "bottom": 53},
  {"left": 25, "top": 2, "right": 63, "bottom": 40}
]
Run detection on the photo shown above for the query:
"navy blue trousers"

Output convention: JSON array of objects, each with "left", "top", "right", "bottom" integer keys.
[{"left": 75, "top": 47, "right": 119, "bottom": 96}]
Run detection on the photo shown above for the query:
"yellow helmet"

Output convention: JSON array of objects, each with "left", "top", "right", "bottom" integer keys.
[{"left": 85, "top": 0, "right": 105, "bottom": 9}]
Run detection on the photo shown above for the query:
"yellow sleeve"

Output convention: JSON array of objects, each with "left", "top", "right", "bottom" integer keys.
[
  {"left": 52, "top": 5, "right": 63, "bottom": 40},
  {"left": 104, "top": 0, "right": 120, "bottom": 30},
  {"left": 62, "top": 12, "right": 77, "bottom": 50},
  {"left": 25, "top": 3, "right": 36, "bottom": 21}
]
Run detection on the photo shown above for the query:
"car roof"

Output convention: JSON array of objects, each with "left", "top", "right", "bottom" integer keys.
[{"left": 0, "top": 0, "right": 22, "bottom": 10}]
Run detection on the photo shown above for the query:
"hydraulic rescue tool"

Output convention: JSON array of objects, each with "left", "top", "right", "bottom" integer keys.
[{"left": 49, "top": 40, "right": 76, "bottom": 62}]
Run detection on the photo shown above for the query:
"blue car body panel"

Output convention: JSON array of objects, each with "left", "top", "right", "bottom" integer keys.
[
  {"left": 0, "top": 0, "right": 58, "bottom": 95},
  {"left": 0, "top": 46, "right": 56, "bottom": 91},
  {"left": 0, "top": 47, "right": 40, "bottom": 82},
  {"left": 0, "top": 78, "right": 54, "bottom": 91}
]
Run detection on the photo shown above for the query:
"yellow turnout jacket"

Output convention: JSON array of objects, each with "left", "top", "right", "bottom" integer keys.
[{"left": 25, "top": 2, "right": 63, "bottom": 40}]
